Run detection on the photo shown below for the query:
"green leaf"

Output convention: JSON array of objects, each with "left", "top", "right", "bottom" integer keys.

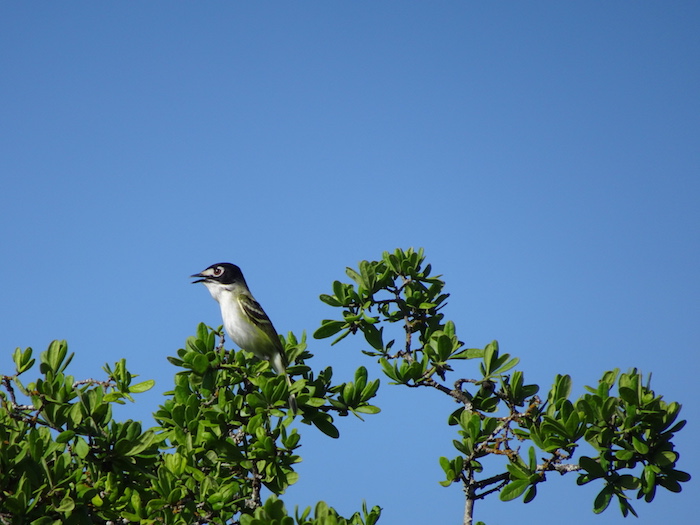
[
  {"left": 669, "top": 469, "right": 691, "bottom": 483},
  {"left": 130, "top": 379, "right": 155, "bottom": 393},
  {"left": 166, "top": 356, "right": 184, "bottom": 367},
  {"left": 74, "top": 437, "right": 90, "bottom": 459},
  {"left": 579, "top": 456, "right": 605, "bottom": 480},
  {"left": 632, "top": 436, "right": 649, "bottom": 455},
  {"left": 55, "top": 430, "right": 75, "bottom": 444},
  {"left": 654, "top": 450, "right": 678, "bottom": 467},
  {"left": 615, "top": 449, "right": 634, "bottom": 461},
  {"left": 659, "top": 477, "right": 683, "bottom": 493},
  {"left": 359, "top": 259, "right": 376, "bottom": 290},
  {"left": 313, "top": 320, "right": 346, "bottom": 340},
  {"left": 29, "top": 519, "right": 54, "bottom": 525},
  {"left": 14, "top": 347, "right": 35, "bottom": 374},
  {"left": 354, "top": 405, "right": 381, "bottom": 414},
  {"left": 528, "top": 446, "right": 537, "bottom": 471},
  {"left": 593, "top": 486, "right": 613, "bottom": 514},
  {"left": 506, "top": 461, "right": 530, "bottom": 480},
  {"left": 451, "top": 348, "right": 484, "bottom": 360},
  {"left": 360, "top": 378, "right": 380, "bottom": 400},
  {"left": 642, "top": 465, "right": 657, "bottom": 491},
  {"left": 618, "top": 475, "right": 639, "bottom": 490},
  {"left": 618, "top": 386, "right": 638, "bottom": 405},
  {"left": 319, "top": 294, "right": 342, "bottom": 307},
  {"left": 41, "top": 340, "right": 72, "bottom": 374},
  {"left": 523, "top": 484, "right": 537, "bottom": 503},
  {"left": 165, "top": 453, "right": 187, "bottom": 476},
  {"left": 124, "top": 430, "right": 156, "bottom": 456},
  {"left": 379, "top": 358, "right": 400, "bottom": 383},
  {"left": 286, "top": 471, "right": 300, "bottom": 486},
  {"left": 552, "top": 374, "right": 572, "bottom": 401},
  {"left": 363, "top": 323, "right": 384, "bottom": 350},
  {"left": 500, "top": 480, "right": 529, "bottom": 501},
  {"left": 332, "top": 280, "right": 347, "bottom": 303},
  {"left": 191, "top": 354, "right": 209, "bottom": 374},
  {"left": 304, "top": 397, "right": 326, "bottom": 408},
  {"left": 56, "top": 495, "right": 75, "bottom": 512},
  {"left": 311, "top": 414, "right": 340, "bottom": 439},
  {"left": 493, "top": 356, "right": 519, "bottom": 375},
  {"left": 345, "top": 266, "right": 364, "bottom": 287}
]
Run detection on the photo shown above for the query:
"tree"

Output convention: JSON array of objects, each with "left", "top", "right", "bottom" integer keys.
[
  {"left": 0, "top": 332, "right": 380, "bottom": 524},
  {"left": 313, "top": 248, "right": 690, "bottom": 524},
  {"left": 0, "top": 248, "right": 690, "bottom": 524}
]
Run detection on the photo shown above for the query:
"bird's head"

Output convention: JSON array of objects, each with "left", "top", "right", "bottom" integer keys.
[{"left": 191, "top": 262, "right": 247, "bottom": 290}]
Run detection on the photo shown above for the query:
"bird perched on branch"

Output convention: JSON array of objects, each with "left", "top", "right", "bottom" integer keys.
[{"left": 191, "top": 262, "right": 297, "bottom": 413}]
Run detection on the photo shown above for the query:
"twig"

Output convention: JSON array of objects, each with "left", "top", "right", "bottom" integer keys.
[
  {"left": 415, "top": 376, "right": 473, "bottom": 408},
  {"left": 2, "top": 376, "right": 18, "bottom": 405},
  {"left": 73, "top": 378, "right": 114, "bottom": 389},
  {"left": 538, "top": 462, "right": 581, "bottom": 474}
]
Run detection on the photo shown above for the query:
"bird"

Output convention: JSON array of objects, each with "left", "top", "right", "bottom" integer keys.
[{"left": 191, "top": 262, "right": 297, "bottom": 413}]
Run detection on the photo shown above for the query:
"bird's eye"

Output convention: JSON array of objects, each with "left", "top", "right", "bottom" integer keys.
[{"left": 213, "top": 266, "right": 224, "bottom": 276}]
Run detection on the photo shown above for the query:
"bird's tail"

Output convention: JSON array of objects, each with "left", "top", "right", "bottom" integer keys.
[
  {"left": 287, "top": 383, "right": 298, "bottom": 414},
  {"left": 271, "top": 352, "right": 298, "bottom": 414}
]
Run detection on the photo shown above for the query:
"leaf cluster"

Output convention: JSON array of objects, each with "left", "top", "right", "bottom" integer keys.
[
  {"left": 0, "top": 329, "right": 381, "bottom": 524},
  {"left": 1, "top": 342, "right": 158, "bottom": 523},
  {"left": 241, "top": 498, "right": 380, "bottom": 525},
  {"left": 314, "top": 248, "right": 690, "bottom": 520},
  {"left": 1, "top": 248, "right": 690, "bottom": 524},
  {"left": 574, "top": 370, "right": 689, "bottom": 516}
]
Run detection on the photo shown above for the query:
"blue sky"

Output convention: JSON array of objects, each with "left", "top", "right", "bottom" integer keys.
[{"left": 1, "top": 3, "right": 698, "bottom": 524}]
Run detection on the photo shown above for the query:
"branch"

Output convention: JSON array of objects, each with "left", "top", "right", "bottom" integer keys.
[
  {"left": 475, "top": 476, "right": 510, "bottom": 500},
  {"left": 410, "top": 376, "right": 473, "bottom": 409},
  {"left": 72, "top": 378, "right": 114, "bottom": 389},
  {"left": 472, "top": 472, "right": 510, "bottom": 491},
  {"left": 247, "top": 464, "right": 262, "bottom": 510},
  {"left": 216, "top": 331, "right": 226, "bottom": 351},
  {"left": 2, "top": 376, "right": 20, "bottom": 405},
  {"left": 538, "top": 463, "right": 581, "bottom": 474},
  {"left": 2, "top": 376, "right": 36, "bottom": 414},
  {"left": 241, "top": 432, "right": 262, "bottom": 510}
]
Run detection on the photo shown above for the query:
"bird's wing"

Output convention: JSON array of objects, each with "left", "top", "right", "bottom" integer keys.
[
  {"left": 237, "top": 292, "right": 296, "bottom": 411},
  {"left": 237, "top": 293, "right": 284, "bottom": 352}
]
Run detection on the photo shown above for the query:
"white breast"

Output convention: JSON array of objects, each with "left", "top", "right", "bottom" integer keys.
[{"left": 219, "top": 295, "right": 257, "bottom": 350}]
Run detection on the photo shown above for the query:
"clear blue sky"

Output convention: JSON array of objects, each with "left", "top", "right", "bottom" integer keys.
[{"left": 1, "top": 3, "right": 698, "bottom": 524}]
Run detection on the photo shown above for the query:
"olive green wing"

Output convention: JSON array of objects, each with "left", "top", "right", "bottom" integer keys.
[
  {"left": 237, "top": 293, "right": 285, "bottom": 354},
  {"left": 237, "top": 293, "right": 296, "bottom": 413}
]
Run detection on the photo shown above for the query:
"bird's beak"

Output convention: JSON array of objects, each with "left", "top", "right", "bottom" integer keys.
[{"left": 190, "top": 272, "right": 206, "bottom": 284}]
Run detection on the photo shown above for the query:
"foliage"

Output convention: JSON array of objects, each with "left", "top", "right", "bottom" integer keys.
[
  {"left": 0, "top": 331, "right": 381, "bottom": 524},
  {"left": 313, "top": 247, "right": 690, "bottom": 522},
  {"left": 0, "top": 247, "right": 689, "bottom": 524}
]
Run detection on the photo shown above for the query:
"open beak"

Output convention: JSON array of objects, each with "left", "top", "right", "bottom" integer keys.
[{"left": 190, "top": 272, "right": 207, "bottom": 284}]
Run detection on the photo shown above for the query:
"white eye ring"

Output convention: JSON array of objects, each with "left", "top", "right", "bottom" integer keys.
[{"left": 213, "top": 266, "right": 224, "bottom": 276}]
